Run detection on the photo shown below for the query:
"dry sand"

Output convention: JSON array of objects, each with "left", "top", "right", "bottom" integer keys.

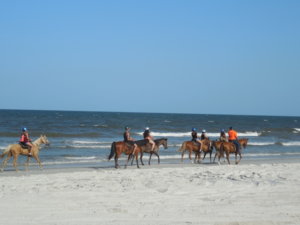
[{"left": 0, "top": 162, "right": 299, "bottom": 225}]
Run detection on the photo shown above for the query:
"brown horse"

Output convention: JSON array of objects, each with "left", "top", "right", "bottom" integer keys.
[
  {"left": 0, "top": 135, "right": 50, "bottom": 172},
  {"left": 108, "top": 141, "right": 140, "bottom": 169},
  {"left": 134, "top": 138, "right": 168, "bottom": 166},
  {"left": 220, "top": 138, "right": 249, "bottom": 164},
  {"left": 212, "top": 140, "right": 225, "bottom": 164},
  {"left": 178, "top": 141, "right": 201, "bottom": 163}
]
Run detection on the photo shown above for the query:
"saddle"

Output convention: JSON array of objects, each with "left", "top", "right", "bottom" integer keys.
[{"left": 19, "top": 142, "right": 30, "bottom": 149}]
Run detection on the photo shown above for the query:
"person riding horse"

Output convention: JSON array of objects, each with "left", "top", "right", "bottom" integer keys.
[
  {"left": 228, "top": 127, "right": 241, "bottom": 153},
  {"left": 200, "top": 129, "right": 209, "bottom": 140},
  {"left": 219, "top": 129, "right": 227, "bottom": 142},
  {"left": 143, "top": 127, "right": 155, "bottom": 152},
  {"left": 19, "top": 128, "right": 33, "bottom": 155},
  {"left": 123, "top": 126, "right": 138, "bottom": 154},
  {"left": 191, "top": 128, "right": 201, "bottom": 146}
]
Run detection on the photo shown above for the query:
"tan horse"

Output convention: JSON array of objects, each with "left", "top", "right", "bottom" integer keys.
[
  {"left": 220, "top": 138, "right": 249, "bottom": 164},
  {"left": 108, "top": 141, "right": 140, "bottom": 169},
  {"left": 0, "top": 135, "right": 50, "bottom": 172},
  {"left": 178, "top": 141, "right": 201, "bottom": 163}
]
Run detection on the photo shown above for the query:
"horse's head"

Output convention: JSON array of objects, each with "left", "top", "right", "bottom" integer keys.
[
  {"left": 241, "top": 138, "right": 248, "bottom": 148},
  {"left": 40, "top": 135, "right": 50, "bottom": 146},
  {"left": 161, "top": 138, "right": 168, "bottom": 149}
]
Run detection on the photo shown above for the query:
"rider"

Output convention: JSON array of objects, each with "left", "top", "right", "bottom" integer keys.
[
  {"left": 219, "top": 129, "right": 227, "bottom": 142},
  {"left": 191, "top": 128, "right": 201, "bottom": 145},
  {"left": 143, "top": 127, "right": 155, "bottom": 152},
  {"left": 19, "top": 127, "right": 33, "bottom": 155},
  {"left": 228, "top": 127, "right": 240, "bottom": 153},
  {"left": 200, "top": 129, "right": 209, "bottom": 140},
  {"left": 123, "top": 126, "right": 138, "bottom": 154}
]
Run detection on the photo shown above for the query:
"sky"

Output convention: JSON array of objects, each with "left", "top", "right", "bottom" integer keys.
[{"left": 0, "top": 0, "right": 299, "bottom": 116}]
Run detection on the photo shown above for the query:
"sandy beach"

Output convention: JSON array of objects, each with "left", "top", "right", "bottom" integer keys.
[{"left": 0, "top": 161, "right": 299, "bottom": 225}]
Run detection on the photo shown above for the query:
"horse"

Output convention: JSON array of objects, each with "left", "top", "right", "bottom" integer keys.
[
  {"left": 0, "top": 135, "right": 50, "bottom": 172},
  {"left": 178, "top": 141, "right": 201, "bottom": 163},
  {"left": 108, "top": 141, "right": 140, "bottom": 169},
  {"left": 134, "top": 138, "right": 168, "bottom": 166},
  {"left": 220, "top": 138, "right": 249, "bottom": 164},
  {"left": 212, "top": 140, "right": 226, "bottom": 164}
]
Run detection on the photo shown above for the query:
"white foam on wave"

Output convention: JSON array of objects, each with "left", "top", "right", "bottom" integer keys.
[
  {"left": 137, "top": 131, "right": 261, "bottom": 137},
  {"left": 294, "top": 128, "right": 300, "bottom": 132},
  {"left": 71, "top": 140, "right": 110, "bottom": 144},
  {"left": 248, "top": 142, "right": 275, "bottom": 146},
  {"left": 69, "top": 145, "right": 111, "bottom": 149},
  {"left": 65, "top": 156, "right": 97, "bottom": 160},
  {"left": 281, "top": 141, "right": 300, "bottom": 146}
]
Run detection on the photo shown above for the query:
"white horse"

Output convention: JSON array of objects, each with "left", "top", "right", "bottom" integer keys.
[{"left": 0, "top": 135, "right": 50, "bottom": 172}]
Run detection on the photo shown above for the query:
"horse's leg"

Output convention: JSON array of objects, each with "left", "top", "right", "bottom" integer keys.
[
  {"left": 209, "top": 151, "right": 212, "bottom": 163},
  {"left": 129, "top": 153, "right": 135, "bottom": 166},
  {"left": 33, "top": 154, "right": 43, "bottom": 169},
  {"left": 235, "top": 152, "right": 238, "bottom": 164},
  {"left": 25, "top": 156, "right": 31, "bottom": 171},
  {"left": 1, "top": 153, "right": 12, "bottom": 172},
  {"left": 181, "top": 151, "right": 185, "bottom": 163},
  {"left": 140, "top": 152, "right": 145, "bottom": 166},
  {"left": 213, "top": 152, "right": 217, "bottom": 163},
  {"left": 203, "top": 152, "right": 207, "bottom": 160},
  {"left": 148, "top": 153, "right": 152, "bottom": 165},
  {"left": 189, "top": 151, "right": 193, "bottom": 163},
  {"left": 13, "top": 154, "right": 19, "bottom": 172},
  {"left": 226, "top": 151, "right": 230, "bottom": 164},
  {"left": 124, "top": 154, "right": 131, "bottom": 169},
  {"left": 114, "top": 154, "right": 119, "bottom": 169},
  {"left": 153, "top": 152, "right": 160, "bottom": 164},
  {"left": 135, "top": 152, "right": 140, "bottom": 168},
  {"left": 237, "top": 152, "right": 242, "bottom": 164}
]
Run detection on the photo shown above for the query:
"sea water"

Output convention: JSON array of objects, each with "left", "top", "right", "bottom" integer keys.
[{"left": 0, "top": 109, "right": 299, "bottom": 169}]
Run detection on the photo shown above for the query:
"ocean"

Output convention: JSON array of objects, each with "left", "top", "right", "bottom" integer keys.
[{"left": 0, "top": 109, "right": 300, "bottom": 169}]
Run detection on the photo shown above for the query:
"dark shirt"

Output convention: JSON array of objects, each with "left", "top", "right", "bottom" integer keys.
[
  {"left": 200, "top": 134, "right": 207, "bottom": 140},
  {"left": 143, "top": 130, "right": 150, "bottom": 139},
  {"left": 191, "top": 131, "right": 197, "bottom": 139},
  {"left": 123, "top": 131, "right": 129, "bottom": 142}
]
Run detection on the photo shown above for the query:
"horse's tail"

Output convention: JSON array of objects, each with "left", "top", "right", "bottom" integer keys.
[
  {"left": 177, "top": 142, "right": 186, "bottom": 152},
  {"left": 0, "top": 145, "right": 12, "bottom": 158},
  {"left": 108, "top": 142, "right": 116, "bottom": 160}
]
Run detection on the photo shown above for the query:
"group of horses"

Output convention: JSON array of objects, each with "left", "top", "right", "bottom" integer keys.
[
  {"left": 108, "top": 137, "right": 248, "bottom": 169},
  {"left": 178, "top": 138, "right": 248, "bottom": 165},
  {"left": 0, "top": 134, "right": 248, "bottom": 172}
]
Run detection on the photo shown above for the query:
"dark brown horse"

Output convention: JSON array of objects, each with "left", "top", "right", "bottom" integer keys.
[
  {"left": 220, "top": 138, "right": 249, "bottom": 164},
  {"left": 135, "top": 138, "right": 168, "bottom": 165},
  {"left": 108, "top": 141, "right": 140, "bottom": 169},
  {"left": 178, "top": 141, "right": 201, "bottom": 163}
]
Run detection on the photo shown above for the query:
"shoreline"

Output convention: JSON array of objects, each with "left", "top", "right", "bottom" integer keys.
[{"left": 1, "top": 156, "right": 300, "bottom": 176}]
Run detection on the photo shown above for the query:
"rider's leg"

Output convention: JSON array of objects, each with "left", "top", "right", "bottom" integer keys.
[
  {"left": 149, "top": 139, "right": 155, "bottom": 151},
  {"left": 27, "top": 142, "right": 33, "bottom": 155}
]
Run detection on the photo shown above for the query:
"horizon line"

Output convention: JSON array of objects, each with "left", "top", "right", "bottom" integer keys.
[{"left": 0, "top": 108, "right": 299, "bottom": 118}]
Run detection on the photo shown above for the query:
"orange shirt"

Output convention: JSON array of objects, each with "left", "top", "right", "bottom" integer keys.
[{"left": 228, "top": 130, "right": 238, "bottom": 141}]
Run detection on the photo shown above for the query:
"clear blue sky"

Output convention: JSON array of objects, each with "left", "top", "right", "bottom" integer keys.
[{"left": 1, "top": 0, "right": 299, "bottom": 116}]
